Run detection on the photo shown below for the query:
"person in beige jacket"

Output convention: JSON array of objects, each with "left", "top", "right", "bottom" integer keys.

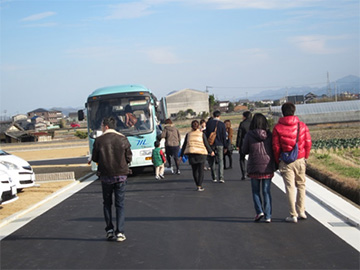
[
  {"left": 161, "top": 118, "right": 181, "bottom": 174},
  {"left": 180, "top": 120, "right": 214, "bottom": 191}
]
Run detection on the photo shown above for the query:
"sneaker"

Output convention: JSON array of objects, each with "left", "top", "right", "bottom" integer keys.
[
  {"left": 176, "top": 170, "right": 181, "bottom": 175},
  {"left": 171, "top": 167, "right": 174, "bottom": 174},
  {"left": 155, "top": 176, "right": 160, "bottom": 180},
  {"left": 285, "top": 216, "right": 298, "bottom": 223},
  {"left": 265, "top": 218, "right": 271, "bottom": 223},
  {"left": 219, "top": 179, "right": 225, "bottom": 183},
  {"left": 241, "top": 176, "right": 246, "bottom": 180},
  {"left": 106, "top": 229, "right": 114, "bottom": 240},
  {"left": 116, "top": 232, "right": 126, "bottom": 242},
  {"left": 254, "top": 213, "right": 264, "bottom": 222},
  {"left": 212, "top": 179, "right": 218, "bottom": 183},
  {"left": 299, "top": 212, "right": 307, "bottom": 219},
  {"left": 159, "top": 174, "right": 165, "bottom": 179},
  {"left": 196, "top": 187, "right": 205, "bottom": 192}
]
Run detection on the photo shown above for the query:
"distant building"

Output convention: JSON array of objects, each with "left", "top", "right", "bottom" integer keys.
[
  {"left": 27, "top": 108, "right": 62, "bottom": 124},
  {"left": 304, "top": 92, "right": 317, "bottom": 103},
  {"left": 165, "top": 89, "right": 209, "bottom": 118},
  {"left": 0, "top": 121, "right": 34, "bottom": 143},
  {"left": 287, "top": 95, "right": 304, "bottom": 104},
  {"left": 217, "top": 101, "right": 230, "bottom": 113}
]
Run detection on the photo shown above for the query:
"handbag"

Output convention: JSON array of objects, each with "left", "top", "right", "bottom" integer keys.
[
  {"left": 207, "top": 121, "right": 218, "bottom": 145},
  {"left": 280, "top": 123, "right": 300, "bottom": 164}
]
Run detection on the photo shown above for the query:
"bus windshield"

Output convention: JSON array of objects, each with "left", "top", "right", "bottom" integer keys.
[{"left": 87, "top": 94, "right": 154, "bottom": 138}]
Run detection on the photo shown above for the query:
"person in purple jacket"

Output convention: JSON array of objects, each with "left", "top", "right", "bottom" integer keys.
[{"left": 242, "top": 113, "right": 276, "bottom": 223}]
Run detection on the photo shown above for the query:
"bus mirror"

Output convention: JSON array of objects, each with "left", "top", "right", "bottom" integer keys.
[{"left": 78, "top": 110, "right": 84, "bottom": 121}]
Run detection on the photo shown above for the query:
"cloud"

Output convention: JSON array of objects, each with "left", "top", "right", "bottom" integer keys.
[
  {"left": 105, "top": 2, "right": 153, "bottom": 19},
  {"left": 143, "top": 47, "right": 184, "bottom": 64},
  {"left": 194, "top": 0, "right": 323, "bottom": 10},
  {"left": 290, "top": 35, "right": 348, "bottom": 54},
  {"left": 21, "top": 11, "right": 56, "bottom": 22}
]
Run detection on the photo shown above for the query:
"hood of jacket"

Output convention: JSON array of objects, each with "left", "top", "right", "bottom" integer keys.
[{"left": 248, "top": 129, "right": 269, "bottom": 142}]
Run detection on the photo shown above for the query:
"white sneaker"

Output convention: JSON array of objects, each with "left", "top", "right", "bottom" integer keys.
[
  {"left": 155, "top": 176, "right": 160, "bottom": 180},
  {"left": 212, "top": 179, "right": 218, "bottom": 183},
  {"left": 116, "top": 232, "right": 126, "bottom": 242},
  {"left": 299, "top": 212, "right": 307, "bottom": 219},
  {"left": 219, "top": 179, "right": 225, "bottom": 183},
  {"left": 285, "top": 216, "right": 298, "bottom": 223}
]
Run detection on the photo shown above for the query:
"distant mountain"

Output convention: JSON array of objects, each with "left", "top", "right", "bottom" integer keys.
[{"left": 248, "top": 75, "right": 360, "bottom": 101}]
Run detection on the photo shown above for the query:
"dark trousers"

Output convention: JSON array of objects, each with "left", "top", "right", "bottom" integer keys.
[
  {"left": 165, "top": 146, "right": 180, "bottom": 171},
  {"left": 239, "top": 153, "right": 246, "bottom": 179},
  {"left": 101, "top": 181, "right": 126, "bottom": 233},
  {"left": 224, "top": 150, "right": 233, "bottom": 169},
  {"left": 191, "top": 163, "right": 205, "bottom": 187}
]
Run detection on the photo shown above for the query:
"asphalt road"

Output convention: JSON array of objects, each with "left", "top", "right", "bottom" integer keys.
[{"left": 1, "top": 155, "right": 359, "bottom": 269}]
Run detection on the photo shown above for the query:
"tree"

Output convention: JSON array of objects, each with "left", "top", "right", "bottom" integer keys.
[
  {"left": 209, "top": 94, "right": 216, "bottom": 113},
  {"left": 228, "top": 102, "right": 235, "bottom": 112}
]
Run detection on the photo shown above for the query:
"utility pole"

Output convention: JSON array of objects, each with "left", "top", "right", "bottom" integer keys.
[{"left": 327, "top": 72, "right": 332, "bottom": 98}]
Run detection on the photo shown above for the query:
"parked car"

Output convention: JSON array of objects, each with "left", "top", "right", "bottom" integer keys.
[
  {"left": 70, "top": 122, "right": 81, "bottom": 128},
  {"left": 0, "top": 150, "right": 36, "bottom": 191},
  {"left": 0, "top": 168, "right": 18, "bottom": 205}
]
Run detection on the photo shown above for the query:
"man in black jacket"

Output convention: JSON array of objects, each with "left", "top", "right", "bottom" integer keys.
[
  {"left": 205, "top": 110, "right": 227, "bottom": 183},
  {"left": 92, "top": 117, "right": 132, "bottom": 242},
  {"left": 236, "top": 111, "right": 252, "bottom": 180}
]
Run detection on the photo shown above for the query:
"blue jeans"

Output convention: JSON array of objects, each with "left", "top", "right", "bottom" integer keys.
[
  {"left": 101, "top": 181, "right": 127, "bottom": 233},
  {"left": 251, "top": 178, "right": 272, "bottom": 219},
  {"left": 209, "top": 145, "right": 224, "bottom": 180}
]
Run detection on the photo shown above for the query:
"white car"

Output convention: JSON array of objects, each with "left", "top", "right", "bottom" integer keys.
[
  {"left": 0, "top": 150, "right": 36, "bottom": 191},
  {"left": 0, "top": 168, "right": 18, "bottom": 205}
]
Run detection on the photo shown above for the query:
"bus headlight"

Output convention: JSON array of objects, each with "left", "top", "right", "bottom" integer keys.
[{"left": 140, "top": 150, "right": 152, "bottom": 156}]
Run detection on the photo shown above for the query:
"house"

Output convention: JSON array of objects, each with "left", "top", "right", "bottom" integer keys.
[
  {"left": 27, "top": 108, "right": 62, "bottom": 124},
  {"left": 287, "top": 95, "right": 304, "bottom": 104},
  {"left": 0, "top": 121, "right": 35, "bottom": 143},
  {"left": 217, "top": 101, "right": 230, "bottom": 113},
  {"left": 304, "top": 92, "right": 317, "bottom": 103},
  {"left": 165, "top": 88, "right": 209, "bottom": 118}
]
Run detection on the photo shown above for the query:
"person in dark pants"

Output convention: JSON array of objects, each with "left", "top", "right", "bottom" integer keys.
[
  {"left": 180, "top": 120, "right": 214, "bottom": 191},
  {"left": 224, "top": 119, "right": 234, "bottom": 169},
  {"left": 236, "top": 111, "right": 252, "bottom": 180},
  {"left": 205, "top": 110, "right": 228, "bottom": 183},
  {"left": 92, "top": 117, "right": 132, "bottom": 242},
  {"left": 161, "top": 118, "right": 181, "bottom": 174}
]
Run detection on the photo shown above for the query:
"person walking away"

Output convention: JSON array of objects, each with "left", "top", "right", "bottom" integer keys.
[
  {"left": 161, "top": 118, "right": 181, "bottom": 174},
  {"left": 180, "top": 120, "right": 214, "bottom": 191},
  {"left": 236, "top": 111, "right": 252, "bottom": 180},
  {"left": 242, "top": 113, "right": 276, "bottom": 223},
  {"left": 272, "top": 102, "right": 312, "bottom": 223},
  {"left": 92, "top": 117, "right": 132, "bottom": 242},
  {"left": 152, "top": 140, "right": 166, "bottom": 180},
  {"left": 205, "top": 110, "right": 227, "bottom": 183},
  {"left": 200, "top": 119, "right": 211, "bottom": 170},
  {"left": 224, "top": 119, "right": 234, "bottom": 169}
]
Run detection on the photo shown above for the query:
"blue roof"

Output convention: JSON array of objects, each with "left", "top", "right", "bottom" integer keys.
[{"left": 88, "top": 84, "right": 151, "bottom": 98}]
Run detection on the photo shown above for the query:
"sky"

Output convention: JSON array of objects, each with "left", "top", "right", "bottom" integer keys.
[{"left": 0, "top": 0, "right": 359, "bottom": 117}]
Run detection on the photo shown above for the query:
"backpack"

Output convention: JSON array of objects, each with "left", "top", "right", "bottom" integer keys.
[{"left": 208, "top": 121, "right": 218, "bottom": 146}]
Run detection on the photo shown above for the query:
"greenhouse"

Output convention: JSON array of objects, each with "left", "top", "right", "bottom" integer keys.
[{"left": 270, "top": 100, "right": 360, "bottom": 124}]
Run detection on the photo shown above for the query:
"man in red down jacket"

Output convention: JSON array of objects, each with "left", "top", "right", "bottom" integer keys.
[{"left": 272, "top": 102, "right": 312, "bottom": 223}]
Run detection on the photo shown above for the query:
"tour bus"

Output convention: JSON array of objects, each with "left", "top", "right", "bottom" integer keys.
[{"left": 78, "top": 84, "right": 165, "bottom": 170}]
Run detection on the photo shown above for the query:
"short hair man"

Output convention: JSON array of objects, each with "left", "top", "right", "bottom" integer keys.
[
  {"left": 236, "top": 111, "right": 252, "bottom": 180},
  {"left": 272, "top": 102, "right": 312, "bottom": 223},
  {"left": 92, "top": 116, "right": 133, "bottom": 241},
  {"left": 205, "top": 110, "right": 227, "bottom": 183}
]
